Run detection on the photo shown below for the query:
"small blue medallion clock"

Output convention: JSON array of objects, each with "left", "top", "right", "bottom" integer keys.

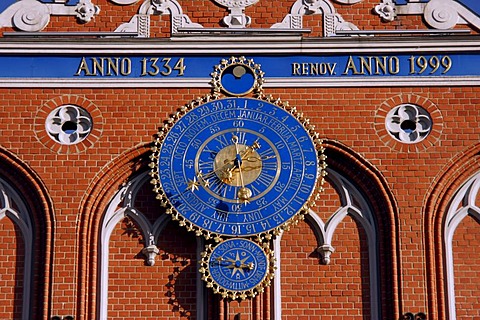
[{"left": 199, "top": 238, "right": 274, "bottom": 299}]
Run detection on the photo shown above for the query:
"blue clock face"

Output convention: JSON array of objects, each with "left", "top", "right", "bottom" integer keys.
[
  {"left": 207, "top": 238, "right": 269, "bottom": 293},
  {"left": 157, "top": 97, "right": 319, "bottom": 236}
]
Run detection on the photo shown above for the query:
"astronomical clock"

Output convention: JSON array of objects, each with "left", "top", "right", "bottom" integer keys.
[{"left": 150, "top": 56, "right": 327, "bottom": 299}]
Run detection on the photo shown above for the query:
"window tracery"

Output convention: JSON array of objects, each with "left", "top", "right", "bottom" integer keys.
[
  {"left": 0, "top": 178, "right": 33, "bottom": 320},
  {"left": 444, "top": 171, "right": 480, "bottom": 319}
]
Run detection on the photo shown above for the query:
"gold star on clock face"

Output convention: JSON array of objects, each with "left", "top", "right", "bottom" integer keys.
[
  {"left": 227, "top": 251, "right": 250, "bottom": 277},
  {"left": 197, "top": 171, "right": 210, "bottom": 188},
  {"left": 187, "top": 176, "right": 201, "bottom": 192}
]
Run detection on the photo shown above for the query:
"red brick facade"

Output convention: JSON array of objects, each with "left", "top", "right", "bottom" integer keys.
[{"left": 1, "top": 0, "right": 480, "bottom": 319}]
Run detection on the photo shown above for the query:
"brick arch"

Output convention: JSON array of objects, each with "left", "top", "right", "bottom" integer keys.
[
  {"left": 76, "top": 139, "right": 400, "bottom": 318},
  {"left": 424, "top": 142, "right": 480, "bottom": 320},
  {"left": 75, "top": 142, "right": 151, "bottom": 320},
  {"left": 0, "top": 145, "right": 55, "bottom": 319},
  {"left": 323, "top": 139, "right": 400, "bottom": 319}
]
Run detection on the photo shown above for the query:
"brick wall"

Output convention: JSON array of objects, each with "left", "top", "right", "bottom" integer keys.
[
  {"left": 0, "top": 83, "right": 479, "bottom": 318},
  {"left": 0, "top": 0, "right": 480, "bottom": 319}
]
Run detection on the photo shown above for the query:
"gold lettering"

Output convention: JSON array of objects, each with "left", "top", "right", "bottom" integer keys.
[
  {"left": 106, "top": 57, "right": 119, "bottom": 76},
  {"left": 301, "top": 63, "right": 309, "bottom": 75},
  {"left": 327, "top": 63, "right": 336, "bottom": 75},
  {"left": 75, "top": 57, "right": 132, "bottom": 76},
  {"left": 389, "top": 56, "right": 400, "bottom": 74},
  {"left": 359, "top": 56, "right": 372, "bottom": 75},
  {"left": 174, "top": 58, "right": 186, "bottom": 76},
  {"left": 161, "top": 57, "right": 172, "bottom": 76},
  {"left": 92, "top": 57, "right": 104, "bottom": 76},
  {"left": 74, "top": 57, "right": 94, "bottom": 76},
  {"left": 375, "top": 56, "right": 387, "bottom": 75},
  {"left": 291, "top": 61, "right": 336, "bottom": 76},
  {"left": 343, "top": 56, "right": 362, "bottom": 75},
  {"left": 343, "top": 56, "right": 399, "bottom": 75},
  {"left": 292, "top": 62, "right": 301, "bottom": 75},
  {"left": 120, "top": 58, "right": 131, "bottom": 76}
]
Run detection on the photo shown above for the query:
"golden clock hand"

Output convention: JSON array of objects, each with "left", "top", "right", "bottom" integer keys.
[
  {"left": 238, "top": 139, "right": 261, "bottom": 160},
  {"left": 232, "top": 136, "right": 245, "bottom": 186},
  {"left": 195, "top": 159, "right": 236, "bottom": 186},
  {"left": 200, "top": 137, "right": 262, "bottom": 184},
  {"left": 232, "top": 135, "right": 252, "bottom": 204},
  {"left": 245, "top": 155, "right": 276, "bottom": 162},
  {"left": 239, "top": 165, "right": 262, "bottom": 172}
]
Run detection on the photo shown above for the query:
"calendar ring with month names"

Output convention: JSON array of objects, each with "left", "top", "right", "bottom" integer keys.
[{"left": 151, "top": 95, "right": 326, "bottom": 239}]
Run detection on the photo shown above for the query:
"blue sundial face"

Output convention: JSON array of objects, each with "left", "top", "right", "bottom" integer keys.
[
  {"left": 157, "top": 97, "right": 319, "bottom": 237},
  {"left": 207, "top": 238, "right": 269, "bottom": 293}
]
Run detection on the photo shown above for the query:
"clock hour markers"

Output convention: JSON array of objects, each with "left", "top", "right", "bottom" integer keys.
[
  {"left": 153, "top": 96, "right": 324, "bottom": 237},
  {"left": 151, "top": 58, "right": 326, "bottom": 301}
]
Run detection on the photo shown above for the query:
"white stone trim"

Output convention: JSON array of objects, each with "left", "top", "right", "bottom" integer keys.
[
  {"left": 375, "top": 0, "right": 480, "bottom": 31},
  {"left": 0, "top": 178, "right": 33, "bottom": 320},
  {"left": 98, "top": 172, "right": 206, "bottom": 319},
  {"left": 115, "top": 0, "right": 202, "bottom": 36},
  {"left": 314, "top": 169, "right": 380, "bottom": 319},
  {"left": 45, "top": 104, "right": 93, "bottom": 145},
  {"left": 444, "top": 171, "right": 480, "bottom": 319},
  {"left": 272, "top": 0, "right": 358, "bottom": 36},
  {"left": 272, "top": 169, "right": 381, "bottom": 319},
  {"left": 385, "top": 103, "right": 433, "bottom": 144},
  {"left": 0, "top": 37, "right": 479, "bottom": 53},
  {"left": 0, "top": 0, "right": 99, "bottom": 32},
  {"left": 0, "top": 76, "right": 479, "bottom": 88},
  {"left": 273, "top": 233, "right": 283, "bottom": 320},
  {"left": 0, "top": 37, "right": 478, "bottom": 89}
]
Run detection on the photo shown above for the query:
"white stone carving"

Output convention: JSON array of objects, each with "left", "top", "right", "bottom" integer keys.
[
  {"left": 11, "top": 0, "right": 50, "bottom": 32},
  {"left": 332, "top": 0, "right": 362, "bottom": 3},
  {"left": 444, "top": 171, "right": 480, "bottom": 320},
  {"left": 374, "top": 0, "right": 396, "bottom": 22},
  {"left": 114, "top": 13, "right": 151, "bottom": 36},
  {"left": 0, "top": 178, "right": 34, "bottom": 320},
  {"left": 272, "top": 0, "right": 358, "bottom": 37},
  {"left": 142, "top": 245, "right": 160, "bottom": 266},
  {"left": 45, "top": 104, "right": 93, "bottom": 145},
  {"left": 385, "top": 103, "right": 432, "bottom": 144},
  {"left": 375, "top": 0, "right": 480, "bottom": 31},
  {"left": 110, "top": 0, "right": 140, "bottom": 4},
  {"left": 213, "top": 0, "right": 259, "bottom": 28},
  {"left": 114, "top": 0, "right": 358, "bottom": 37},
  {"left": 0, "top": 0, "right": 100, "bottom": 32},
  {"left": 115, "top": 0, "right": 202, "bottom": 36},
  {"left": 316, "top": 244, "right": 335, "bottom": 265},
  {"left": 75, "top": 0, "right": 100, "bottom": 23},
  {"left": 424, "top": 0, "right": 460, "bottom": 29}
]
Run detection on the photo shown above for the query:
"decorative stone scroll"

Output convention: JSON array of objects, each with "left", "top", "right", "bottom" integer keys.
[
  {"left": 375, "top": 0, "right": 480, "bottom": 31},
  {"left": 114, "top": 0, "right": 358, "bottom": 37},
  {"left": 213, "top": 0, "right": 259, "bottom": 28},
  {"left": 271, "top": 0, "right": 358, "bottom": 37},
  {"left": 114, "top": 0, "right": 203, "bottom": 37},
  {"left": 0, "top": 0, "right": 100, "bottom": 32}
]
